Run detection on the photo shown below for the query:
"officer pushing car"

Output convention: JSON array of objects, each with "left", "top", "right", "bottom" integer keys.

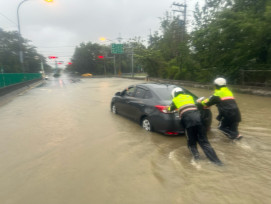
[
  {"left": 197, "top": 77, "right": 243, "bottom": 140},
  {"left": 168, "top": 87, "right": 223, "bottom": 166}
]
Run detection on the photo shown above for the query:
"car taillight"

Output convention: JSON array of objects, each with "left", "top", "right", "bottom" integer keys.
[
  {"left": 165, "top": 131, "right": 179, "bottom": 135},
  {"left": 155, "top": 105, "right": 170, "bottom": 113}
]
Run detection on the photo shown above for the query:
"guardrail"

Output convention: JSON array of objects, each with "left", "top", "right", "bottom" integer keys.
[
  {"left": 0, "top": 73, "right": 42, "bottom": 88},
  {"left": 0, "top": 73, "right": 43, "bottom": 97}
]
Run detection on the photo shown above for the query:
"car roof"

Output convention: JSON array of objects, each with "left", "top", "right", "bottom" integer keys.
[
  {"left": 135, "top": 83, "right": 178, "bottom": 89},
  {"left": 133, "top": 83, "right": 198, "bottom": 100}
]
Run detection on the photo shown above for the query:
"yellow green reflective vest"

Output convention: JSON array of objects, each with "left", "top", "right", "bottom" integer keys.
[
  {"left": 201, "top": 87, "right": 235, "bottom": 107},
  {"left": 214, "top": 87, "right": 234, "bottom": 100},
  {"left": 169, "top": 94, "right": 197, "bottom": 117},
  {"left": 172, "top": 94, "right": 195, "bottom": 109}
]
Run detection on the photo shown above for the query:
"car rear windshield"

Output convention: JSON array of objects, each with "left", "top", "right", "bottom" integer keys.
[
  {"left": 152, "top": 87, "right": 175, "bottom": 100},
  {"left": 152, "top": 86, "right": 198, "bottom": 101}
]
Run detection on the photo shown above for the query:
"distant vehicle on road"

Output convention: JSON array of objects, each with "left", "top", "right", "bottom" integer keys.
[
  {"left": 110, "top": 83, "right": 212, "bottom": 135},
  {"left": 81, "top": 73, "right": 92, "bottom": 77}
]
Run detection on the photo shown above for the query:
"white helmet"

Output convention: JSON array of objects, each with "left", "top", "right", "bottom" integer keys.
[
  {"left": 214, "top": 77, "right": 226, "bottom": 86},
  {"left": 171, "top": 87, "right": 183, "bottom": 98}
]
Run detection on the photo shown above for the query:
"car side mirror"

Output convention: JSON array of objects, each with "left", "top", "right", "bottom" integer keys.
[
  {"left": 115, "top": 92, "right": 121, "bottom": 96},
  {"left": 120, "top": 90, "right": 128, "bottom": 96}
]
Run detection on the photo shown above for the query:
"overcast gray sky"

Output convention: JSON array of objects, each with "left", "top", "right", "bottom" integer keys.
[{"left": 0, "top": 0, "right": 198, "bottom": 68}]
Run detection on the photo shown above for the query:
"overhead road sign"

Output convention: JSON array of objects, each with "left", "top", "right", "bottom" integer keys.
[{"left": 111, "top": 44, "right": 123, "bottom": 54}]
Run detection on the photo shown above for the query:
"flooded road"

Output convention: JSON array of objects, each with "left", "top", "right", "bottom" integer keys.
[{"left": 0, "top": 75, "right": 270, "bottom": 204}]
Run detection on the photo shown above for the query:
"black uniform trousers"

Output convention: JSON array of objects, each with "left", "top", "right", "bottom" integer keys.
[
  {"left": 186, "top": 125, "right": 222, "bottom": 165},
  {"left": 218, "top": 117, "right": 239, "bottom": 139},
  {"left": 182, "top": 110, "right": 222, "bottom": 165}
]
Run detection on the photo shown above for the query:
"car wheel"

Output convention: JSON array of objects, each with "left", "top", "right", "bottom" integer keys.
[
  {"left": 111, "top": 103, "right": 118, "bottom": 114},
  {"left": 141, "top": 117, "right": 152, "bottom": 131}
]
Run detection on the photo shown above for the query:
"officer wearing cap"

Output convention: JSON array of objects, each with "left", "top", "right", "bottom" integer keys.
[{"left": 198, "top": 77, "right": 242, "bottom": 140}]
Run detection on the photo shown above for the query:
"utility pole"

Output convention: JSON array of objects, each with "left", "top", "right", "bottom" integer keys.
[
  {"left": 1, "top": 66, "right": 5, "bottom": 87},
  {"left": 17, "top": 0, "right": 29, "bottom": 75},
  {"left": 130, "top": 46, "right": 134, "bottom": 78},
  {"left": 172, "top": 1, "right": 187, "bottom": 42},
  {"left": 172, "top": 1, "right": 187, "bottom": 68},
  {"left": 113, "top": 55, "right": 116, "bottom": 75},
  {"left": 149, "top": 29, "right": 153, "bottom": 46},
  {"left": 117, "top": 33, "right": 122, "bottom": 76},
  {"left": 117, "top": 33, "right": 123, "bottom": 43}
]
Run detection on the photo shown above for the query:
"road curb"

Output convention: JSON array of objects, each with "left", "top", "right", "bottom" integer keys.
[{"left": 0, "top": 79, "right": 45, "bottom": 107}]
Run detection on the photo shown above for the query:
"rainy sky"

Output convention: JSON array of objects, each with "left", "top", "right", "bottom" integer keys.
[{"left": 0, "top": 0, "right": 198, "bottom": 67}]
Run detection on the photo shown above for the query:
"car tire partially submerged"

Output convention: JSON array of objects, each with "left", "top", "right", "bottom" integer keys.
[
  {"left": 111, "top": 103, "right": 118, "bottom": 114},
  {"left": 141, "top": 117, "right": 152, "bottom": 131}
]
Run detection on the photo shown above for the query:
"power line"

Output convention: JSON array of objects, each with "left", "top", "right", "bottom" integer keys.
[
  {"left": 38, "top": 45, "right": 77, "bottom": 48},
  {"left": 0, "top": 12, "right": 17, "bottom": 26}
]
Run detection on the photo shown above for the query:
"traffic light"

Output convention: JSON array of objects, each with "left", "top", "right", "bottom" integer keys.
[
  {"left": 48, "top": 56, "right": 58, "bottom": 59},
  {"left": 98, "top": 55, "right": 105, "bottom": 59}
]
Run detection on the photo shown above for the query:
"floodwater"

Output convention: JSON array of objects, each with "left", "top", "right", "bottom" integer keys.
[{"left": 0, "top": 75, "right": 270, "bottom": 204}]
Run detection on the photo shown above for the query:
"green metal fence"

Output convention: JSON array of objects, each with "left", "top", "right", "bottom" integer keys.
[{"left": 0, "top": 73, "right": 42, "bottom": 88}]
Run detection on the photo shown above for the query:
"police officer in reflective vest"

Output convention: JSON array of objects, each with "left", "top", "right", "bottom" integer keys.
[
  {"left": 168, "top": 87, "right": 222, "bottom": 165},
  {"left": 199, "top": 77, "right": 242, "bottom": 140}
]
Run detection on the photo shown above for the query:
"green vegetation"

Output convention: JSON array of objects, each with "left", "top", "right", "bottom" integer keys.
[
  {"left": 0, "top": 28, "right": 51, "bottom": 74},
  {"left": 135, "top": 0, "right": 271, "bottom": 85},
  {"left": 190, "top": 0, "right": 271, "bottom": 84},
  {"left": 65, "top": 39, "right": 145, "bottom": 76}
]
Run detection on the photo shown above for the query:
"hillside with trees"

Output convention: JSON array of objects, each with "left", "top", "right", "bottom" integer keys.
[{"left": 135, "top": 0, "right": 271, "bottom": 85}]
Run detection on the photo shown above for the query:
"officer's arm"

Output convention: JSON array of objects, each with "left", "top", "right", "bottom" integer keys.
[
  {"left": 168, "top": 102, "right": 177, "bottom": 112},
  {"left": 201, "top": 95, "right": 220, "bottom": 107}
]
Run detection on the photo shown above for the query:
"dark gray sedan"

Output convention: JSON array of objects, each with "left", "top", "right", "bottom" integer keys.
[{"left": 110, "top": 83, "right": 211, "bottom": 135}]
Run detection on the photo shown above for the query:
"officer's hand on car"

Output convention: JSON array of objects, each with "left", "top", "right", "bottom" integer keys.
[
  {"left": 166, "top": 106, "right": 178, "bottom": 113},
  {"left": 196, "top": 97, "right": 205, "bottom": 103},
  {"left": 165, "top": 105, "right": 170, "bottom": 112}
]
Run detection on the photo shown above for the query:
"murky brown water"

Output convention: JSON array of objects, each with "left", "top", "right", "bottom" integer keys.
[{"left": 0, "top": 76, "right": 270, "bottom": 204}]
